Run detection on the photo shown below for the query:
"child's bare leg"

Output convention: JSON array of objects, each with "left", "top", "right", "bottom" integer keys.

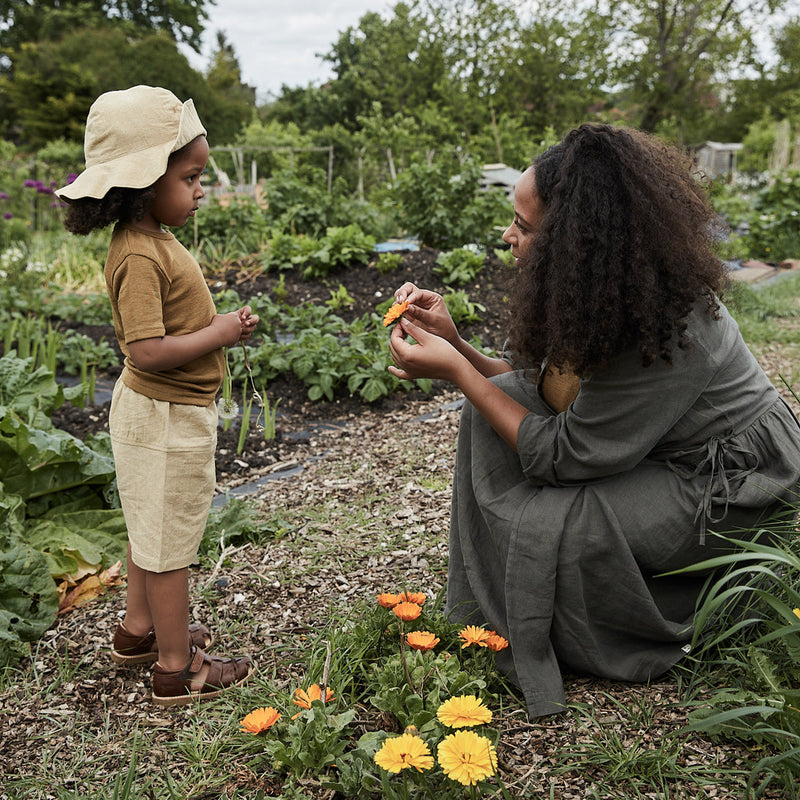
[
  {"left": 121, "top": 542, "right": 153, "bottom": 636},
  {"left": 148, "top": 568, "right": 211, "bottom": 688}
]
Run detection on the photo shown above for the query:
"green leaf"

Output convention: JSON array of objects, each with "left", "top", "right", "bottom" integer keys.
[{"left": 0, "top": 528, "right": 59, "bottom": 666}]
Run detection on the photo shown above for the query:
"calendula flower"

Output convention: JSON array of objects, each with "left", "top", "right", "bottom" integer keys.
[
  {"left": 292, "top": 684, "right": 335, "bottom": 718},
  {"left": 458, "top": 625, "right": 491, "bottom": 648},
  {"left": 393, "top": 601, "right": 422, "bottom": 621},
  {"left": 793, "top": 608, "right": 800, "bottom": 620},
  {"left": 486, "top": 632, "right": 509, "bottom": 652},
  {"left": 217, "top": 396, "right": 239, "bottom": 420},
  {"left": 437, "top": 695, "right": 493, "bottom": 728},
  {"left": 374, "top": 732, "right": 434, "bottom": 773},
  {"left": 406, "top": 631, "right": 440, "bottom": 651},
  {"left": 437, "top": 730, "right": 497, "bottom": 786},
  {"left": 378, "top": 592, "right": 401, "bottom": 608},
  {"left": 383, "top": 300, "right": 410, "bottom": 326},
  {"left": 240, "top": 706, "right": 281, "bottom": 734},
  {"left": 398, "top": 591, "right": 426, "bottom": 605}
]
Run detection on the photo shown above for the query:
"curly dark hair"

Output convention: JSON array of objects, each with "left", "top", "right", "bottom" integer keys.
[
  {"left": 507, "top": 123, "right": 725, "bottom": 374},
  {"left": 62, "top": 185, "right": 157, "bottom": 235}
]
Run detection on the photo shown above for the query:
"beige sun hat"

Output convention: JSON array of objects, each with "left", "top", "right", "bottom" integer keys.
[{"left": 56, "top": 85, "right": 207, "bottom": 201}]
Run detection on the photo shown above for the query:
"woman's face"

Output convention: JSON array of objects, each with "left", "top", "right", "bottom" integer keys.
[{"left": 502, "top": 166, "right": 544, "bottom": 267}]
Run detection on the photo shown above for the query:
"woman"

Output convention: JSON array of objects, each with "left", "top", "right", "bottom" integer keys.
[{"left": 388, "top": 123, "right": 800, "bottom": 717}]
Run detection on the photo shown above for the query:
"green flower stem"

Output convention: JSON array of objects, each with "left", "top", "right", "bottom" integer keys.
[{"left": 398, "top": 622, "right": 417, "bottom": 696}]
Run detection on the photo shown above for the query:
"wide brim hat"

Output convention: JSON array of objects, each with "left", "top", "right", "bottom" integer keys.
[{"left": 56, "top": 85, "right": 206, "bottom": 201}]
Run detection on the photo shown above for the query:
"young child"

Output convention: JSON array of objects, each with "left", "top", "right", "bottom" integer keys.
[{"left": 57, "top": 85, "right": 256, "bottom": 706}]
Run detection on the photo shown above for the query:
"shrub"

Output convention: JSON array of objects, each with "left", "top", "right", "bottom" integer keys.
[
  {"left": 742, "top": 169, "right": 800, "bottom": 262},
  {"left": 391, "top": 157, "right": 511, "bottom": 250}
]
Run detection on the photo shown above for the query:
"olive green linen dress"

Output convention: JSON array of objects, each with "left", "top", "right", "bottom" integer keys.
[{"left": 446, "top": 301, "right": 800, "bottom": 717}]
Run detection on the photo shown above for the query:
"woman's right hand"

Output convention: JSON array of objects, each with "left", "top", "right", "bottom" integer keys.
[{"left": 394, "top": 283, "right": 459, "bottom": 346}]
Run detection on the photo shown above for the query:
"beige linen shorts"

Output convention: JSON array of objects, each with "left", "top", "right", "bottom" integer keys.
[{"left": 109, "top": 380, "right": 217, "bottom": 572}]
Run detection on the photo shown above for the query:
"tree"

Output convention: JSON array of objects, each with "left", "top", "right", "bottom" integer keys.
[
  {"left": 1, "top": 24, "right": 251, "bottom": 147},
  {"left": 318, "top": 2, "right": 448, "bottom": 129},
  {"left": 0, "top": 0, "right": 211, "bottom": 58},
  {"left": 606, "top": 0, "right": 789, "bottom": 137}
]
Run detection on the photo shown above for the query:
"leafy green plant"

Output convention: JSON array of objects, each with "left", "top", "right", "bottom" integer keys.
[
  {"left": 301, "top": 225, "right": 377, "bottom": 280},
  {"left": 326, "top": 283, "right": 355, "bottom": 310},
  {"left": 433, "top": 247, "right": 485, "bottom": 286},
  {"left": 493, "top": 247, "right": 515, "bottom": 268},
  {"left": 0, "top": 352, "right": 123, "bottom": 667},
  {"left": 442, "top": 289, "right": 485, "bottom": 326},
  {"left": 375, "top": 251, "right": 403, "bottom": 274}
]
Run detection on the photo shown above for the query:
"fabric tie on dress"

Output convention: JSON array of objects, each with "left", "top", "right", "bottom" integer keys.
[{"left": 666, "top": 435, "right": 759, "bottom": 544}]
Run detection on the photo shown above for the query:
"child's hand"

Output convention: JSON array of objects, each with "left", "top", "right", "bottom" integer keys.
[
  {"left": 237, "top": 305, "right": 259, "bottom": 341},
  {"left": 212, "top": 311, "right": 247, "bottom": 347}
]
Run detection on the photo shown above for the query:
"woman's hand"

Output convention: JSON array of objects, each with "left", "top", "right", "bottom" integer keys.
[
  {"left": 394, "top": 282, "right": 459, "bottom": 346},
  {"left": 388, "top": 316, "right": 464, "bottom": 383}
]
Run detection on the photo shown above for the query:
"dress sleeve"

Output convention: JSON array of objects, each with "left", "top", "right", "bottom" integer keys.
[
  {"left": 517, "top": 335, "right": 717, "bottom": 486},
  {"left": 111, "top": 255, "right": 170, "bottom": 344}
]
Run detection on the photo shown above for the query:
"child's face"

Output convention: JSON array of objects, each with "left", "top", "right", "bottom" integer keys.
[{"left": 144, "top": 136, "right": 209, "bottom": 231}]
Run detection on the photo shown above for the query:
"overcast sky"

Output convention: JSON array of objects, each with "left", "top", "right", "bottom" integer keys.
[{"left": 185, "top": 0, "right": 392, "bottom": 101}]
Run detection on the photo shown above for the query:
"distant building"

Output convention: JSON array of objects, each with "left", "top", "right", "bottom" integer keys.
[
  {"left": 694, "top": 142, "right": 743, "bottom": 178},
  {"left": 481, "top": 163, "right": 522, "bottom": 198}
]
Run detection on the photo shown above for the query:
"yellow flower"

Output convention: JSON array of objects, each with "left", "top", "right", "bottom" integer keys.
[
  {"left": 458, "top": 625, "right": 491, "bottom": 648},
  {"left": 240, "top": 707, "right": 281, "bottom": 734},
  {"left": 383, "top": 300, "right": 410, "bottom": 327},
  {"left": 398, "top": 591, "right": 426, "bottom": 605},
  {"left": 485, "top": 632, "right": 509, "bottom": 652},
  {"left": 437, "top": 695, "right": 493, "bottom": 728},
  {"left": 378, "top": 592, "right": 401, "bottom": 608},
  {"left": 406, "top": 631, "right": 440, "bottom": 652},
  {"left": 793, "top": 608, "right": 800, "bottom": 620},
  {"left": 437, "top": 730, "right": 497, "bottom": 786},
  {"left": 393, "top": 601, "right": 422, "bottom": 621},
  {"left": 291, "top": 684, "right": 335, "bottom": 718},
  {"left": 374, "top": 732, "right": 434, "bottom": 773}
]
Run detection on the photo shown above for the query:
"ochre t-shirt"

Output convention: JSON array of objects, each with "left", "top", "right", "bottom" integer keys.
[{"left": 104, "top": 223, "right": 223, "bottom": 405}]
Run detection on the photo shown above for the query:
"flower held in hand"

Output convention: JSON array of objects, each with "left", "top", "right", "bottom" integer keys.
[{"left": 383, "top": 300, "right": 410, "bottom": 326}]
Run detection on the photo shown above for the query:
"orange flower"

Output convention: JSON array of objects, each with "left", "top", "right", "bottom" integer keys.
[
  {"left": 393, "top": 601, "right": 422, "bottom": 621},
  {"left": 383, "top": 300, "right": 410, "bottom": 327},
  {"left": 240, "top": 707, "right": 281, "bottom": 734},
  {"left": 292, "top": 683, "right": 335, "bottom": 718},
  {"left": 406, "top": 631, "right": 440, "bottom": 652},
  {"left": 458, "top": 625, "right": 491, "bottom": 649},
  {"left": 485, "top": 632, "right": 509, "bottom": 652},
  {"left": 398, "top": 591, "right": 426, "bottom": 606},
  {"left": 378, "top": 592, "right": 401, "bottom": 608}
]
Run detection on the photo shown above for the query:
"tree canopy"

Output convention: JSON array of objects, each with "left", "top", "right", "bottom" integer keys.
[{"left": 1, "top": 0, "right": 797, "bottom": 178}]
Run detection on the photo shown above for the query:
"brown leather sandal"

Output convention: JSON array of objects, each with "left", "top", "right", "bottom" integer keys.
[
  {"left": 151, "top": 646, "right": 253, "bottom": 706},
  {"left": 110, "top": 623, "right": 214, "bottom": 665}
]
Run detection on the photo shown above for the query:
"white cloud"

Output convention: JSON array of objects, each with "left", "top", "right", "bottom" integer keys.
[{"left": 187, "top": 0, "right": 391, "bottom": 101}]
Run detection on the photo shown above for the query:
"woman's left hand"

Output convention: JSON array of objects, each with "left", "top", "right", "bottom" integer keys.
[{"left": 388, "top": 316, "right": 462, "bottom": 382}]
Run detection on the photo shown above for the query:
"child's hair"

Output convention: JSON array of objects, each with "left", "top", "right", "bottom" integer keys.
[
  {"left": 507, "top": 123, "right": 724, "bottom": 374},
  {"left": 63, "top": 185, "right": 156, "bottom": 234}
]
